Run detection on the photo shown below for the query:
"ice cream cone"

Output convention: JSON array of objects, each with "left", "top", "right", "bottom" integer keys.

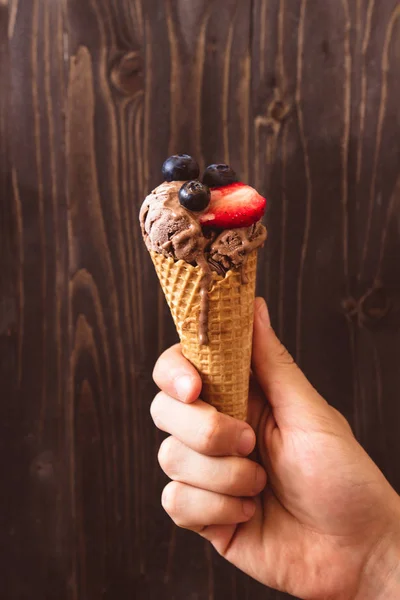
[{"left": 151, "top": 250, "right": 258, "bottom": 421}]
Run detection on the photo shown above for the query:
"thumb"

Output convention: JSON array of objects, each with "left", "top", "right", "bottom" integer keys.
[{"left": 252, "top": 298, "right": 328, "bottom": 428}]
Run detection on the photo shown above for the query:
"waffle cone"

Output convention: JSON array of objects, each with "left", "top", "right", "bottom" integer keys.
[{"left": 150, "top": 250, "right": 258, "bottom": 421}]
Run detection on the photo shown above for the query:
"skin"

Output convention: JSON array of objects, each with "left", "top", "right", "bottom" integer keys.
[{"left": 151, "top": 298, "right": 400, "bottom": 600}]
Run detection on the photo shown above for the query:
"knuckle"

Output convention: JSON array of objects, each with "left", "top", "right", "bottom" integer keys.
[
  {"left": 161, "top": 481, "right": 182, "bottom": 516},
  {"left": 225, "top": 461, "right": 242, "bottom": 493},
  {"left": 215, "top": 493, "right": 230, "bottom": 516},
  {"left": 152, "top": 361, "right": 160, "bottom": 385},
  {"left": 252, "top": 463, "right": 266, "bottom": 495},
  {"left": 158, "top": 437, "right": 177, "bottom": 476},
  {"left": 152, "top": 348, "right": 169, "bottom": 380},
  {"left": 226, "top": 461, "right": 265, "bottom": 496},
  {"left": 150, "top": 392, "right": 163, "bottom": 426},
  {"left": 199, "top": 411, "right": 222, "bottom": 454},
  {"left": 153, "top": 345, "right": 179, "bottom": 385},
  {"left": 276, "top": 342, "right": 295, "bottom": 365},
  {"left": 172, "top": 513, "right": 186, "bottom": 529},
  {"left": 332, "top": 407, "right": 353, "bottom": 434}
]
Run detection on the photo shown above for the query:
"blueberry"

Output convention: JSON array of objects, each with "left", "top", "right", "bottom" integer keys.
[
  {"left": 202, "top": 163, "right": 238, "bottom": 188},
  {"left": 179, "top": 181, "right": 211, "bottom": 212},
  {"left": 162, "top": 154, "right": 200, "bottom": 182}
]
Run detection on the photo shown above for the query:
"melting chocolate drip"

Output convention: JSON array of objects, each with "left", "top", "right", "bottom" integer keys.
[{"left": 208, "top": 258, "right": 225, "bottom": 277}]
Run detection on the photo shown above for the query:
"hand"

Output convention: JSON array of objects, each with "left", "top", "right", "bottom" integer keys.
[{"left": 151, "top": 298, "right": 400, "bottom": 599}]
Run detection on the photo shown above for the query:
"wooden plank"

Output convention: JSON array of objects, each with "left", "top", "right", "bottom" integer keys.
[
  {"left": 252, "top": 0, "right": 354, "bottom": 411},
  {"left": 344, "top": 0, "right": 400, "bottom": 484},
  {"left": 1, "top": 1, "right": 72, "bottom": 598},
  {"left": 66, "top": 1, "right": 147, "bottom": 596},
  {"left": 0, "top": 3, "right": 20, "bottom": 598}
]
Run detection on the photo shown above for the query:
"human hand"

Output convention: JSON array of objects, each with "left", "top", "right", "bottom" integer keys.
[{"left": 151, "top": 298, "right": 400, "bottom": 599}]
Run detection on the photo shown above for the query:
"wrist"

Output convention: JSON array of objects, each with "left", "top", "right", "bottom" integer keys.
[{"left": 356, "top": 509, "right": 400, "bottom": 600}]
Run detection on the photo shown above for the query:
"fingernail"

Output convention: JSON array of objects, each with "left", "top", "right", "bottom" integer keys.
[
  {"left": 175, "top": 375, "right": 193, "bottom": 402},
  {"left": 238, "top": 428, "right": 255, "bottom": 456},
  {"left": 242, "top": 499, "right": 256, "bottom": 518},
  {"left": 256, "top": 298, "right": 271, "bottom": 327}
]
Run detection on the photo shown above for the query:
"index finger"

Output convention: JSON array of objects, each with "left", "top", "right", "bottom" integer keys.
[{"left": 153, "top": 344, "right": 202, "bottom": 403}]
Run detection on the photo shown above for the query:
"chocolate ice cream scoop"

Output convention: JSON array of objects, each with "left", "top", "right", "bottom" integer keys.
[
  {"left": 139, "top": 157, "right": 267, "bottom": 344},
  {"left": 140, "top": 181, "right": 210, "bottom": 264},
  {"left": 210, "top": 222, "right": 267, "bottom": 280},
  {"left": 140, "top": 181, "right": 266, "bottom": 274}
]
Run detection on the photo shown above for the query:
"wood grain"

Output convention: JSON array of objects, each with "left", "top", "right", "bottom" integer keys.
[{"left": 1, "top": 1, "right": 400, "bottom": 599}]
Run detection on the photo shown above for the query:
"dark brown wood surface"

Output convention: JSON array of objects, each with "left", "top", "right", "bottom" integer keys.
[{"left": 1, "top": 1, "right": 400, "bottom": 598}]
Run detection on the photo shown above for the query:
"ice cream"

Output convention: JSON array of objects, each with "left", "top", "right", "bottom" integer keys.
[
  {"left": 140, "top": 159, "right": 267, "bottom": 345},
  {"left": 140, "top": 155, "right": 267, "bottom": 420},
  {"left": 140, "top": 180, "right": 209, "bottom": 265},
  {"left": 140, "top": 181, "right": 266, "bottom": 273}
]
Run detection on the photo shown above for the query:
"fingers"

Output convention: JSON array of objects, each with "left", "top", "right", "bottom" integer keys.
[
  {"left": 151, "top": 392, "right": 256, "bottom": 457},
  {"left": 153, "top": 344, "right": 202, "bottom": 403},
  {"left": 158, "top": 436, "right": 267, "bottom": 497},
  {"left": 162, "top": 482, "right": 256, "bottom": 529},
  {"left": 252, "top": 298, "right": 328, "bottom": 427}
]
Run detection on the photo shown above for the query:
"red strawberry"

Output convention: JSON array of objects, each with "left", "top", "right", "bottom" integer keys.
[{"left": 199, "top": 183, "right": 266, "bottom": 229}]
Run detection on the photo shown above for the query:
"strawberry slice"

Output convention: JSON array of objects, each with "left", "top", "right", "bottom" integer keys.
[{"left": 199, "top": 183, "right": 266, "bottom": 229}]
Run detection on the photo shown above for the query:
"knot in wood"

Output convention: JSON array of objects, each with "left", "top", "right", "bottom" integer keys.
[
  {"left": 342, "top": 286, "right": 392, "bottom": 328},
  {"left": 270, "top": 100, "right": 288, "bottom": 122},
  {"left": 30, "top": 452, "right": 55, "bottom": 482},
  {"left": 110, "top": 51, "right": 144, "bottom": 97},
  {"left": 360, "top": 287, "right": 392, "bottom": 324}
]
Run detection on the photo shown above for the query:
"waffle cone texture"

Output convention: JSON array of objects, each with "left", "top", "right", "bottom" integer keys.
[{"left": 151, "top": 250, "right": 258, "bottom": 421}]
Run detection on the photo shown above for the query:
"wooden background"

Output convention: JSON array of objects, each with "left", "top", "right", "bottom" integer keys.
[{"left": 1, "top": 1, "right": 400, "bottom": 598}]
